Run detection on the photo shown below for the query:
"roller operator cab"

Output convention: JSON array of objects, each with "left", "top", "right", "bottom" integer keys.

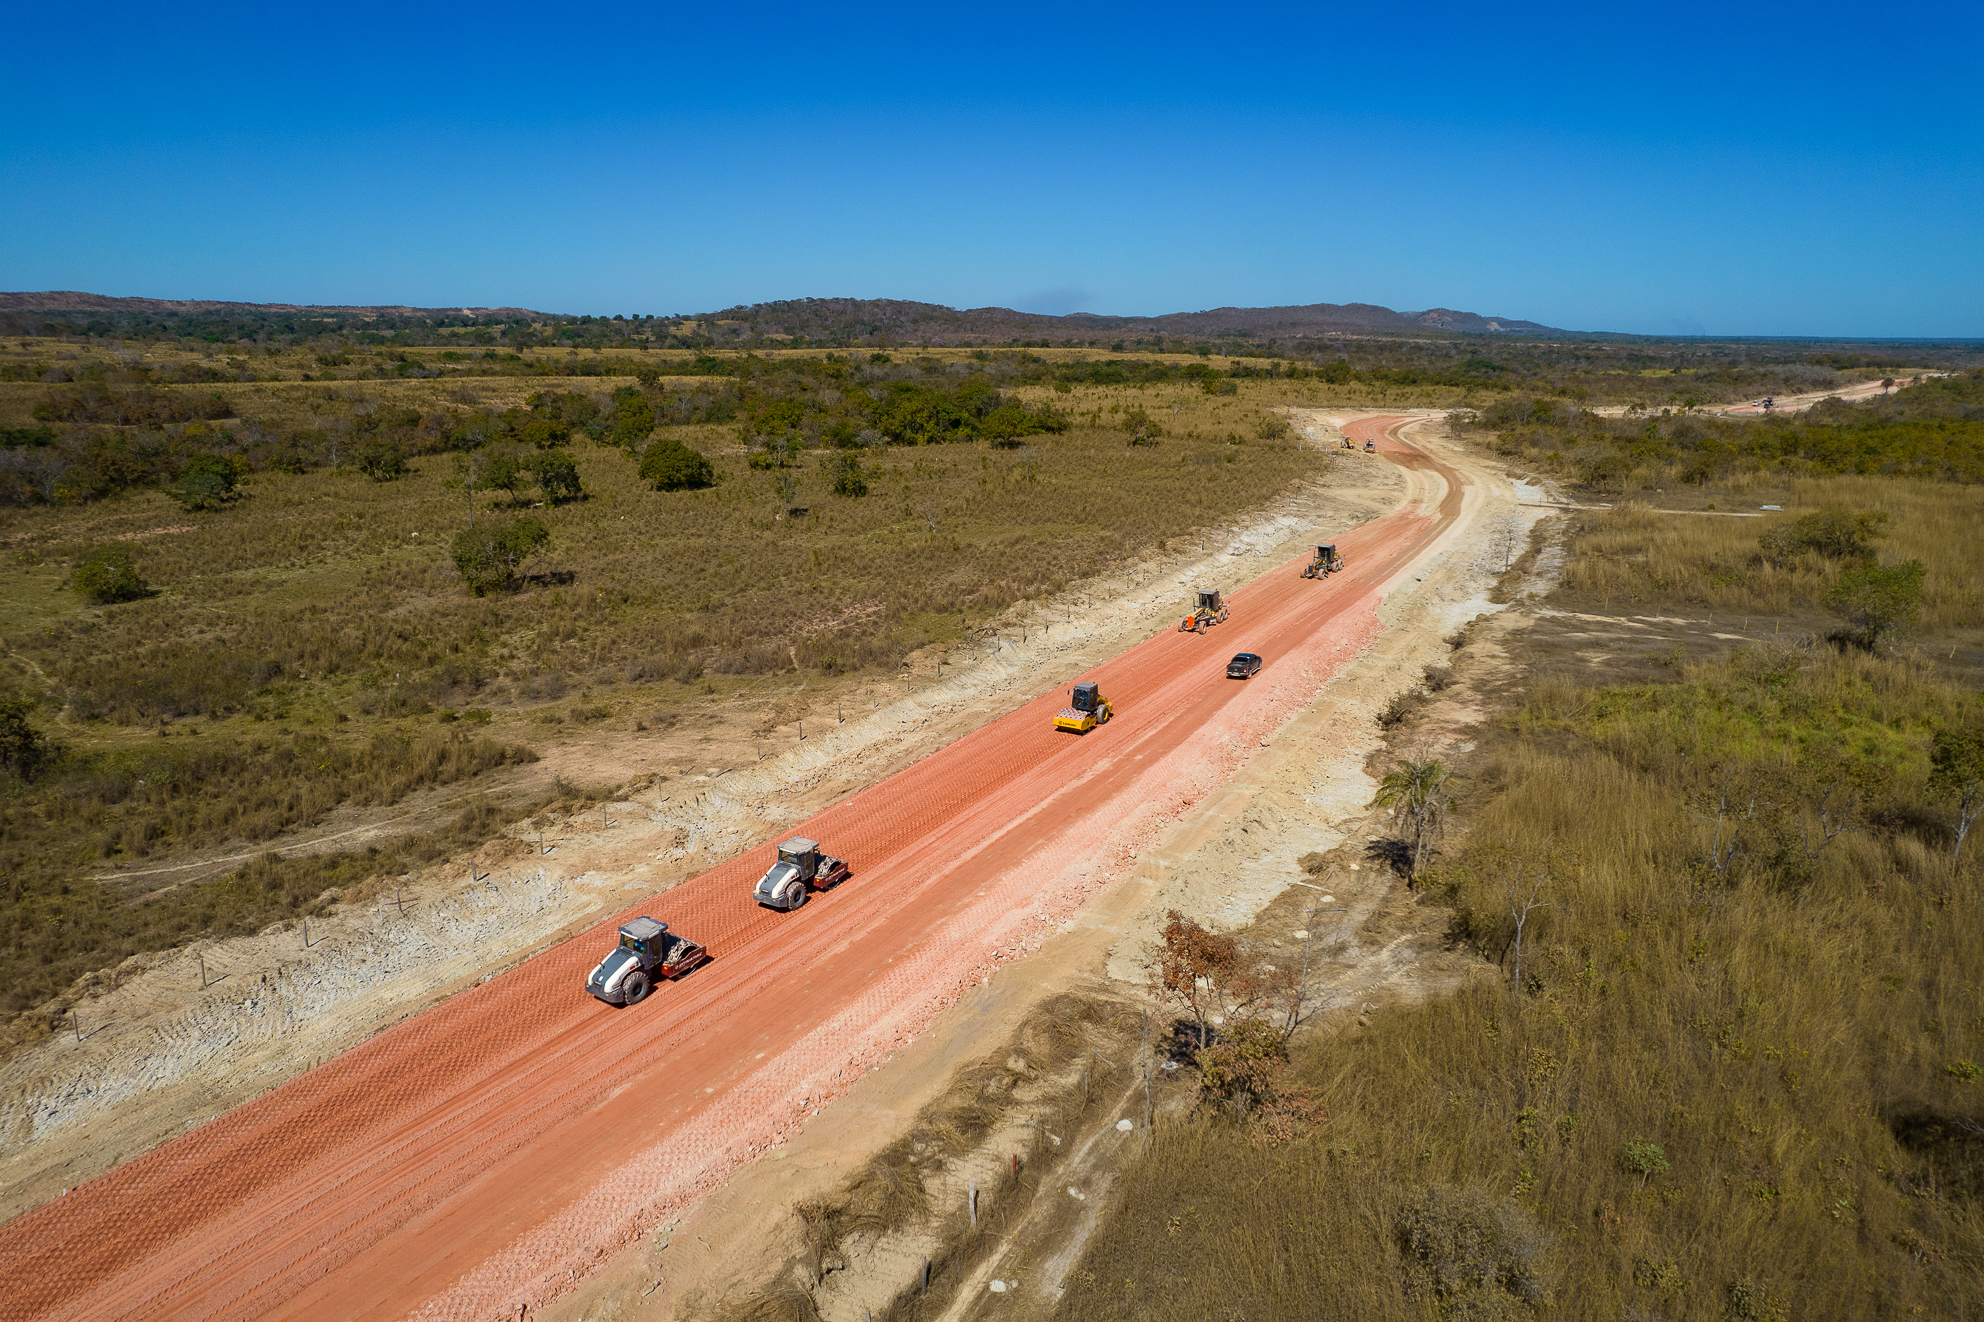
[
  {"left": 586, "top": 916, "right": 710, "bottom": 1006},
  {"left": 754, "top": 836, "right": 852, "bottom": 911},
  {"left": 1054, "top": 681, "right": 1114, "bottom": 733}
]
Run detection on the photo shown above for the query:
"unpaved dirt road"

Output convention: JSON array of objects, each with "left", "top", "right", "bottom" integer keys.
[{"left": 0, "top": 417, "right": 1470, "bottom": 1322}]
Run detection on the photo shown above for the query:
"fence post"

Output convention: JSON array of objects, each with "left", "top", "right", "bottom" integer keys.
[{"left": 969, "top": 1179, "right": 977, "bottom": 1227}]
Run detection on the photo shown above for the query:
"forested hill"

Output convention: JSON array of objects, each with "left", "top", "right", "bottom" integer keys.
[
  {"left": 0, "top": 291, "right": 1555, "bottom": 345},
  {"left": 670, "top": 297, "right": 1557, "bottom": 343},
  {"left": 0, "top": 292, "right": 545, "bottom": 323}
]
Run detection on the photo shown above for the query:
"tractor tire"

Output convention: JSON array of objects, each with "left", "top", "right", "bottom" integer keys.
[
  {"left": 785, "top": 883, "right": 808, "bottom": 910},
  {"left": 622, "top": 972, "right": 651, "bottom": 1005}
]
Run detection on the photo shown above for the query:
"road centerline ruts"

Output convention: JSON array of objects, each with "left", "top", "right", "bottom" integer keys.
[{"left": 0, "top": 416, "right": 1467, "bottom": 1322}]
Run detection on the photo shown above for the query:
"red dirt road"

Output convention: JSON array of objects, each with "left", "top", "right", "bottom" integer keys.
[{"left": 0, "top": 417, "right": 1467, "bottom": 1322}]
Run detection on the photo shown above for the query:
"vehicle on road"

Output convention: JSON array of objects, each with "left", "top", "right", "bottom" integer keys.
[
  {"left": 1054, "top": 680, "right": 1115, "bottom": 733},
  {"left": 586, "top": 917, "right": 710, "bottom": 1006},
  {"left": 1301, "top": 544, "right": 1344, "bottom": 579},
  {"left": 753, "top": 836, "right": 852, "bottom": 911},
  {"left": 1178, "top": 588, "right": 1230, "bottom": 633},
  {"left": 1363, "top": 438, "right": 1377, "bottom": 453},
  {"left": 1225, "top": 652, "right": 1263, "bottom": 679}
]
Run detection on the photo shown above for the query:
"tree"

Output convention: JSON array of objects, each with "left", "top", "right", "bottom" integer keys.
[
  {"left": 451, "top": 517, "right": 549, "bottom": 595},
  {"left": 1150, "top": 910, "right": 1240, "bottom": 1050},
  {"left": 1828, "top": 559, "right": 1924, "bottom": 652},
  {"left": 1929, "top": 727, "right": 1984, "bottom": 868},
  {"left": 1374, "top": 758, "right": 1452, "bottom": 878},
  {"left": 484, "top": 451, "right": 529, "bottom": 501},
  {"left": 0, "top": 697, "right": 54, "bottom": 781},
  {"left": 639, "top": 440, "right": 714, "bottom": 491},
  {"left": 171, "top": 453, "right": 243, "bottom": 511},
  {"left": 1504, "top": 871, "right": 1551, "bottom": 992},
  {"left": 72, "top": 545, "right": 148, "bottom": 604},
  {"left": 451, "top": 450, "right": 490, "bottom": 526}
]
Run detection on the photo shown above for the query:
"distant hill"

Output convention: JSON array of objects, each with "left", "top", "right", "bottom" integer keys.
[
  {"left": 690, "top": 297, "right": 1558, "bottom": 342},
  {"left": 0, "top": 291, "right": 544, "bottom": 319},
  {"left": 0, "top": 291, "right": 1560, "bottom": 344}
]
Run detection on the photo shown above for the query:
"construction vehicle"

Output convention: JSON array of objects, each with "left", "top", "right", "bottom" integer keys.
[
  {"left": 1363, "top": 437, "right": 1377, "bottom": 453},
  {"left": 1178, "top": 588, "right": 1230, "bottom": 634},
  {"left": 753, "top": 836, "right": 851, "bottom": 911},
  {"left": 1054, "top": 680, "right": 1114, "bottom": 733},
  {"left": 1301, "top": 544, "right": 1344, "bottom": 579},
  {"left": 586, "top": 916, "right": 709, "bottom": 1006}
]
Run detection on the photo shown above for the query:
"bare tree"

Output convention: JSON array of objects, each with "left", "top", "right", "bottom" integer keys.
[
  {"left": 1931, "top": 728, "right": 1984, "bottom": 869},
  {"left": 1505, "top": 871, "right": 1550, "bottom": 992},
  {"left": 450, "top": 451, "right": 488, "bottom": 527}
]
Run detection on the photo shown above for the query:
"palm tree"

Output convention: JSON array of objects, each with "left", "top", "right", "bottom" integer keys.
[{"left": 1374, "top": 759, "right": 1452, "bottom": 878}]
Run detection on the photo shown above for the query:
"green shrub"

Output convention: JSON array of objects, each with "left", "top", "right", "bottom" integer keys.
[
  {"left": 354, "top": 438, "right": 409, "bottom": 482},
  {"left": 1828, "top": 558, "right": 1925, "bottom": 650},
  {"left": 0, "top": 697, "right": 54, "bottom": 781},
  {"left": 451, "top": 517, "right": 550, "bottom": 595},
  {"left": 170, "top": 453, "right": 244, "bottom": 511},
  {"left": 72, "top": 545, "right": 148, "bottom": 604},
  {"left": 639, "top": 440, "right": 714, "bottom": 491},
  {"left": 828, "top": 451, "right": 868, "bottom": 497}
]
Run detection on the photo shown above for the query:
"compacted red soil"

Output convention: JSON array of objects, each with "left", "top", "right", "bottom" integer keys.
[{"left": 0, "top": 417, "right": 1462, "bottom": 1321}]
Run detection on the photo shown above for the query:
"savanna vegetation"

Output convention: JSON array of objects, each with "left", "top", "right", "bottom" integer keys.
[
  {"left": 1057, "top": 642, "right": 1984, "bottom": 1321},
  {"left": 1040, "top": 380, "right": 1984, "bottom": 1319},
  {"left": 1459, "top": 370, "right": 1984, "bottom": 492},
  {"left": 0, "top": 344, "right": 1331, "bottom": 1045}
]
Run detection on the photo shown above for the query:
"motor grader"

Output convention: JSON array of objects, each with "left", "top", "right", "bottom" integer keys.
[
  {"left": 1301, "top": 544, "right": 1344, "bottom": 579},
  {"left": 1054, "top": 680, "right": 1114, "bottom": 733},
  {"left": 1177, "top": 588, "right": 1230, "bottom": 633}
]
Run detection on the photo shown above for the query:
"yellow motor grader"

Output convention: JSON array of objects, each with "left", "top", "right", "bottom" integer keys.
[
  {"left": 1301, "top": 544, "right": 1344, "bottom": 579},
  {"left": 1177, "top": 588, "right": 1230, "bottom": 634}
]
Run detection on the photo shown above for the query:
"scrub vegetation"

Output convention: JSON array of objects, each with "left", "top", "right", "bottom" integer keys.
[
  {"left": 1057, "top": 645, "right": 1984, "bottom": 1321},
  {"left": 0, "top": 340, "right": 1329, "bottom": 1046}
]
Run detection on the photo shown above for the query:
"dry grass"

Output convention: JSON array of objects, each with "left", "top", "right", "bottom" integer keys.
[
  {"left": 1058, "top": 646, "right": 1984, "bottom": 1321},
  {"left": 1563, "top": 477, "right": 1984, "bottom": 628}
]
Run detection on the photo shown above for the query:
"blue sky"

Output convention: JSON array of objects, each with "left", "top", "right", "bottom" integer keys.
[{"left": 2, "top": 1, "right": 1978, "bottom": 336}]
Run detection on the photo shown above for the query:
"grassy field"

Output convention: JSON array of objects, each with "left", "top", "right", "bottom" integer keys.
[
  {"left": 0, "top": 365, "right": 1336, "bottom": 1038},
  {"left": 1057, "top": 642, "right": 1984, "bottom": 1321},
  {"left": 1562, "top": 477, "right": 1984, "bottom": 632}
]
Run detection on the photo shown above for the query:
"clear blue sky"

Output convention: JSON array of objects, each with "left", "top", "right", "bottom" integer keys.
[{"left": 3, "top": 1, "right": 1978, "bottom": 337}]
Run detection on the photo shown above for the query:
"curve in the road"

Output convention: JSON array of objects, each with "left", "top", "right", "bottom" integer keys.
[{"left": 0, "top": 416, "right": 1467, "bottom": 1322}]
